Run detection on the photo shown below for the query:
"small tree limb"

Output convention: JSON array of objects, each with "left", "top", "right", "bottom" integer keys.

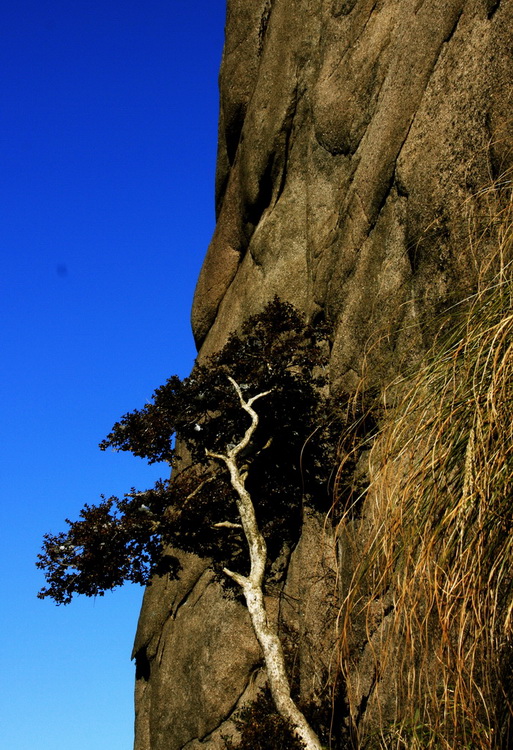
[{"left": 213, "top": 521, "right": 243, "bottom": 530}]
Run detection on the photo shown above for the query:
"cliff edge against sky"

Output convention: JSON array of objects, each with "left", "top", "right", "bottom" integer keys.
[{"left": 133, "top": 2, "right": 513, "bottom": 747}]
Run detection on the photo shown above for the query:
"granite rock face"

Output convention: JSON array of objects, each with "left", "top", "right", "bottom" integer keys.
[{"left": 134, "top": 2, "right": 513, "bottom": 747}]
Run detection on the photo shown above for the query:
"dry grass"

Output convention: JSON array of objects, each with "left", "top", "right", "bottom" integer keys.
[{"left": 334, "top": 173, "right": 513, "bottom": 749}]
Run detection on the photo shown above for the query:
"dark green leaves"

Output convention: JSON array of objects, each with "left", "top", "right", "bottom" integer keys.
[
  {"left": 36, "top": 485, "right": 180, "bottom": 604},
  {"left": 38, "top": 298, "right": 334, "bottom": 604}
]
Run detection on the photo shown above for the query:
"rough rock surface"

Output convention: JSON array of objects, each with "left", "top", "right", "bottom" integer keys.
[{"left": 134, "top": 1, "right": 513, "bottom": 747}]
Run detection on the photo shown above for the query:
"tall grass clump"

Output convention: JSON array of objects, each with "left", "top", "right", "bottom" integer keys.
[{"left": 335, "top": 173, "right": 513, "bottom": 749}]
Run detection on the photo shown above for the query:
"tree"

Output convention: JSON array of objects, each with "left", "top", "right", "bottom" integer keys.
[{"left": 37, "top": 298, "right": 337, "bottom": 750}]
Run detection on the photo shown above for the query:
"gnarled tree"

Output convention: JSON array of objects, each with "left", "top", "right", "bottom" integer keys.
[{"left": 37, "top": 298, "right": 342, "bottom": 749}]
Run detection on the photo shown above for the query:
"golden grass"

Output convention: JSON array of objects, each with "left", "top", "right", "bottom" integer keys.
[{"left": 334, "top": 173, "right": 513, "bottom": 749}]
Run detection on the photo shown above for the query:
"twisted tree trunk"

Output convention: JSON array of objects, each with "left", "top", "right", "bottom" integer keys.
[{"left": 208, "top": 377, "right": 323, "bottom": 750}]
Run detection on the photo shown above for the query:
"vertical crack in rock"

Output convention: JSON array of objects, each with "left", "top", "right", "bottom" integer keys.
[
  {"left": 257, "top": 0, "right": 273, "bottom": 55},
  {"left": 273, "top": 81, "right": 299, "bottom": 207}
]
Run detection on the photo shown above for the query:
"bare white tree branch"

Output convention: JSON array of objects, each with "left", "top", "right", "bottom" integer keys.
[
  {"left": 207, "top": 377, "right": 323, "bottom": 750},
  {"left": 213, "top": 521, "right": 243, "bottom": 530},
  {"left": 184, "top": 474, "right": 216, "bottom": 502}
]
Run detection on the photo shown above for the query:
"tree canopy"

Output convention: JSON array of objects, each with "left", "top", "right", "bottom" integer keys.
[{"left": 37, "top": 299, "right": 340, "bottom": 605}]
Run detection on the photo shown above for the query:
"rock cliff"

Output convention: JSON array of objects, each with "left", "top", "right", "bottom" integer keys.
[{"left": 133, "top": 2, "right": 513, "bottom": 748}]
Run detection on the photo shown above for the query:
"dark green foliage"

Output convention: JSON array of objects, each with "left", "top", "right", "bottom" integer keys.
[
  {"left": 37, "top": 298, "right": 336, "bottom": 604},
  {"left": 225, "top": 685, "right": 350, "bottom": 750},
  {"left": 99, "top": 297, "right": 329, "bottom": 469},
  {"left": 36, "top": 483, "right": 181, "bottom": 605},
  {"left": 225, "top": 688, "right": 306, "bottom": 750}
]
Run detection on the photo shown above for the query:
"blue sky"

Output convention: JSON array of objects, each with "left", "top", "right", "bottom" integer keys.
[{"left": 0, "top": 2, "right": 226, "bottom": 747}]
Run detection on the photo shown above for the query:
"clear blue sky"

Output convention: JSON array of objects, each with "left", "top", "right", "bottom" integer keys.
[{"left": 0, "top": 2, "right": 226, "bottom": 748}]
